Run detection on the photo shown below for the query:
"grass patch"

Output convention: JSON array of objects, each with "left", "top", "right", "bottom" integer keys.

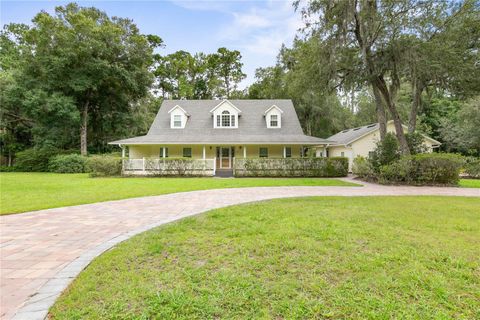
[
  {"left": 459, "top": 179, "right": 480, "bottom": 188},
  {"left": 0, "top": 173, "right": 358, "bottom": 215},
  {"left": 50, "top": 197, "right": 480, "bottom": 319}
]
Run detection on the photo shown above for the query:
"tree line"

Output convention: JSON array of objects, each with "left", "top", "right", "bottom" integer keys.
[{"left": 1, "top": 1, "right": 479, "bottom": 164}]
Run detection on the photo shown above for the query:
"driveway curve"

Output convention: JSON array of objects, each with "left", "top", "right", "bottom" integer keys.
[{"left": 1, "top": 180, "right": 479, "bottom": 319}]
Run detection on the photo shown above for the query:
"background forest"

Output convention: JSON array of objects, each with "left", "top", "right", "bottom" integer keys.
[{"left": 1, "top": 1, "right": 479, "bottom": 164}]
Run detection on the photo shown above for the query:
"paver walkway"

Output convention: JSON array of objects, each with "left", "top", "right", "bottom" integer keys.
[{"left": 1, "top": 180, "right": 478, "bottom": 319}]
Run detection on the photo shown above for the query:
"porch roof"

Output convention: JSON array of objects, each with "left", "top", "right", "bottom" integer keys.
[{"left": 110, "top": 134, "right": 332, "bottom": 145}]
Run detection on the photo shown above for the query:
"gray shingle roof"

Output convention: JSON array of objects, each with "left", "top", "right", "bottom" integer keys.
[
  {"left": 110, "top": 100, "right": 332, "bottom": 145},
  {"left": 328, "top": 121, "right": 442, "bottom": 145},
  {"left": 327, "top": 123, "right": 380, "bottom": 145}
]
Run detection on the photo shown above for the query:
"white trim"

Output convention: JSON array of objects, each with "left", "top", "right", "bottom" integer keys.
[
  {"left": 167, "top": 105, "right": 189, "bottom": 116},
  {"left": 209, "top": 99, "right": 242, "bottom": 113},
  {"left": 264, "top": 105, "right": 284, "bottom": 115}
]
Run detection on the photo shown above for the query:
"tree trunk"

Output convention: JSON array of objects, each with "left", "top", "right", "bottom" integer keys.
[
  {"left": 372, "top": 85, "right": 387, "bottom": 140},
  {"left": 375, "top": 77, "right": 410, "bottom": 154},
  {"left": 408, "top": 79, "right": 423, "bottom": 134},
  {"left": 80, "top": 101, "right": 89, "bottom": 156},
  {"left": 8, "top": 150, "right": 12, "bottom": 167}
]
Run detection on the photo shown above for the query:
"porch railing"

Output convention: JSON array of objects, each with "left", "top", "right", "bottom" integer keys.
[{"left": 123, "top": 158, "right": 216, "bottom": 176}]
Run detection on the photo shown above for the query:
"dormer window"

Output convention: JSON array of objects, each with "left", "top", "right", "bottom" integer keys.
[
  {"left": 168, "top": 105, "right": 189, "bottom": 129},
  {"left": 211, "top": 100, "right": 240, "bottom": 129},
  {"left": 264, "top": 105, "right": 283, "bottom": 128},
  {"left": 270, "top": 115, "right": 278, "bottom": 127}
]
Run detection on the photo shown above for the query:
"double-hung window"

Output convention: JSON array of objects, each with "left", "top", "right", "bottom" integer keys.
[
  {"left": 183, "top": 147, "right": 192, "bottom": 158},
  {"left": 285, "top": 147, "right": 291, "bottom": 158},
  {"left": 160, "top": 147, "right": 169, "bottom": 158},
  {"left": 173, "top": 115, "right": 182, "bottom": 128},
  {"left": 259, "top": 147, "right": 268, "bottom": 158},
  {"left": 270, "top": 115, "right": 278, "bottom": 127}
]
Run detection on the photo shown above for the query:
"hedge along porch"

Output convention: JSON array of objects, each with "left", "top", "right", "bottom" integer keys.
[{"left": 122, "top": 143, "right": 328, "bottom": 176}]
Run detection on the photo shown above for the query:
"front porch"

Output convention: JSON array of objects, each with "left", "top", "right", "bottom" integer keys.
[{"left": 122, "top": 144, "right": 328, "bottom": 176}]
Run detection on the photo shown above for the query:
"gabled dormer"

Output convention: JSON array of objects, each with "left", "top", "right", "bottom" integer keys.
[
  {"left": 210, "top": 100, "right": 241, "bottom": 129},
  {"left": 264, "top": 105, "right": 283, "bottom": 128},
  {"left": 168, "top": 105, "right": 189, "bottom": 129}
]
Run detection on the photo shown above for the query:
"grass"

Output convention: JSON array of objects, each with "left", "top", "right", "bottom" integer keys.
[
  {"left": 0, "top": 173, "right": 358, "bottom": 215},
  {"left": 459, "top": 179, "right": 480, "bottom": 188},
  {"left": 50, "top": 197, "right": 480, "bottom": 319}
]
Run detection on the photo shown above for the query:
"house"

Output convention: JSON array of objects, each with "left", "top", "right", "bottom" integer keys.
[
  {"left": 324, "top": 120, "right": 441, "bottom": 170},
  {"left": 110, "top": 99, "right": 332, "bottom": 176}
]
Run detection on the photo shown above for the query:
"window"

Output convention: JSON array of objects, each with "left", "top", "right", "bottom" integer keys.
[
  {"left": 173, "top": 115, "right": 182, "bottom": 128},
  {"left": 259, "top": 147, "right": 268, "bottom": 158},
  {"left": 368, "top": 151, "right": 375, "bottom": 158},
  {"left": 341, "top": 152, "right": 345, "bottom": 157},
  {"left": 216, "top": 115, "right": 220, "bottom": 127},
  {"left": 285, "top": 147, "right": 291, "bottom": 158},
  {"left": 183, "top": 148, "right": 192, "bottom": 158},
  {"left": 231, "top": 114, "right": 235, "bottom": 126},
  {"left": 270, "top": 114, "right": 278, "bottom": 127},
  {"left": 221, "top": 110, "right": 231, "bottom": 127},
  {"left": 160, "top": 147, "right": 169, "bottom": 158}
]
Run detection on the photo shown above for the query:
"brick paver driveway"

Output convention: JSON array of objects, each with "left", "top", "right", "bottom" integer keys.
[{"left": 1, "top": 180, "right": 479, "bottom": 319}]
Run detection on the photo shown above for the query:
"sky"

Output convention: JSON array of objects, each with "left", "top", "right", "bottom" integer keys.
[{"left": 0, "top": 0, "right": 304, "bottom": 88}]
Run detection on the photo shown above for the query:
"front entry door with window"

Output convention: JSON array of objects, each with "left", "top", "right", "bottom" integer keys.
[{"left": 216, "top": 147, "right": 234, "bottom": 169}]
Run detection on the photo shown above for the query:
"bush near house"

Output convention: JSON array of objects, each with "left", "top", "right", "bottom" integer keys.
[
  {"left": 48, "top": 154, "right": 87, "bottom": 173},
  {"left": 352, "top": 156, "right": 376, "bottom": 181},
  {"left": 379, "top": 153, "right": 464, "bottom": 185},
  {"left": 234, "top": 157, "right": 348, "bottom": 177},
  {"left": 464, "top": 157, "right": 480, "bottom": 178},
  {"left": 86, "top": 155, "right": 122, "bottom": 177}
]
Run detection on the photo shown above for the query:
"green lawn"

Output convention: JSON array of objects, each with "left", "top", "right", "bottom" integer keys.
[
  {"left": 0, "top": 173, "right": 358, "bottom": 215},
  {"left": 50, "top": 197, "right": 480, "bottom": 319},
  {"left": 459, "top": 179, "right": 480, "bottom": 188}
]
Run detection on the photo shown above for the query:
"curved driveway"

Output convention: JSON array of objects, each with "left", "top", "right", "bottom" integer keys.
[{"left": 1, "top": 180, "right": 479, "bottom": 319}]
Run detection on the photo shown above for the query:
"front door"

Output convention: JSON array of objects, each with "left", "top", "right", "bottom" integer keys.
[{"left": 220, "top": 147, "right": 231, "bottom": 169}]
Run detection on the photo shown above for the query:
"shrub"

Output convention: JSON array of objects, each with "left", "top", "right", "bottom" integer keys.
[
  {"left": 234, "top": 157, "right": 348, "bottom": 177},
  {"left": 48, "top": 154, "right": 87, "bottom": 173},
  {"left": 14, "top": 148, "right": 58, "bottom": 172},
  {"left": 379, "top": 153, "right": 463, "bottom": 185},
  {"left": 463, "top": 157, "right": 480, "bottom": 178},
  {"left": 405, "top": 132, "right": 429, "bottom": 154},
  {"left": 352, "top": 156, "right": 376, "bottom": 181},
  {"left": 0, "top": 165, "right": 17, "bottom": 172},
  {"left": 86, "top": 155, "right": 122, "bottom": 177},
  {"left": 369, "top": 133, "right": 401, "bottom": 170}
]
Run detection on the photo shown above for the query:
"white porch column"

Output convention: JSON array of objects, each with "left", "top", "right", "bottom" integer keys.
[
  {"left": 162, "top": 147, "right": 166, "bottom": 158},
  {"left": 283, "top": 146, "right": 286, "bottom": 158},
  {"left": 142, "top": 157, "right": 146, "bottom": 173},
  {"left": 202, "top": 145, "right": 206, "bottom": 159},
  {"left": 243, "top": 146, "right": 246, "bottom": 158},
  {"left": 121, "top": 145, "right": 125, "bottom": 158}
]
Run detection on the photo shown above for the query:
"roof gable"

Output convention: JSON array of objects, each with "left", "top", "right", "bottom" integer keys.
[
  {"left": 264, "top": 105, "right": 284, "bottom": 115},
  {"left": 167, "top": 105, "right": 189, "bottom": 116},
  {"left": 209, "top": 99, "right": 242, "bottom": 113}
]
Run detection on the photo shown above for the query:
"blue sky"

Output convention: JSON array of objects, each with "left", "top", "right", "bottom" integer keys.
[{"left": 0, "top": 0, "right": 304, "bottom": 88}]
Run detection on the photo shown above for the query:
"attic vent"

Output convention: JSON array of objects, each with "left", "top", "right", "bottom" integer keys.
[
  {"left": 367, "top": 124, "right": 376, "bottom": 128},
  {"left": 353, "top": 127, "right": 361, "bottom": 131},
  {"left": 341, "top": 130, "right": 349, "bottom": 133}
]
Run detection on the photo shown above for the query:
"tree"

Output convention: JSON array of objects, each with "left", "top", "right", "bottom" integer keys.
[
  {"left": 212, "top": 47, "right": 246, "bottom": 98},
  {"left": 2, "top": 3, "right": 158, "bottom": 155},
  {"left": 295, "top": 0, "right": 454, "bottom": 154}
]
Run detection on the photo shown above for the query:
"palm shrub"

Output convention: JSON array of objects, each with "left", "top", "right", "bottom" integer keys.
[{"left": 48, "top": 154, "right": 87, "bottom": 173}]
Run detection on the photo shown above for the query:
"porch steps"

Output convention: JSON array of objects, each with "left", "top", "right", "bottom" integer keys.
[{"left": 215, "top": 169, "right": 234, "bottom": 178}]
